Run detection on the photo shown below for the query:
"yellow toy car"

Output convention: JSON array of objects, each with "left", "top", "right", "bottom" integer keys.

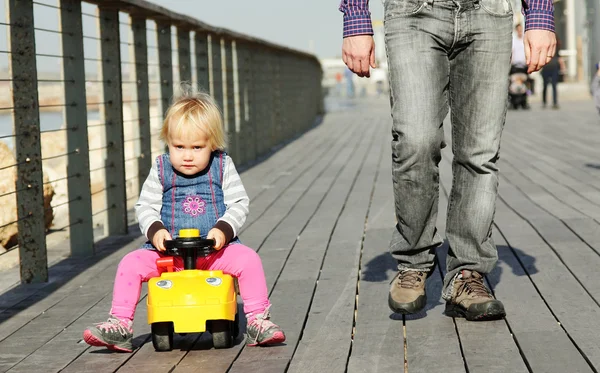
[{"left": 147, "top": 229, "right": 239, "bottom": 351}]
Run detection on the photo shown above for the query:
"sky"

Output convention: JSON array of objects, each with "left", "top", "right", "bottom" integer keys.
[
  {"left": 146, "top": 0, "right": 384, "bottom": 59},
  {"left": 0, "top": 0, "right": 384, "bottom": 73}
]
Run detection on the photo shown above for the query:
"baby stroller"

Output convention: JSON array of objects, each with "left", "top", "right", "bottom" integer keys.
[{"left": 508, "top": 64, "right": 531, "bottom": 110}]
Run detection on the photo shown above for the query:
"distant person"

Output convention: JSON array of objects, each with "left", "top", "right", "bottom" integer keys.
[
  {"left": 345, "top": 67, "right": 355, "bottom": 98},
  {"left": 591, "top": 62, "right": 600, "bottom": 117},
  {"left": 512, "top": 24, "right": 527, "bottom": 68},
  {"left": 371, "top": 67, "right": 387, "bottom": 97},
  {"left": 541, "top": 38, "right": 566, "bottom": 109},
  {"left": 82, "top": 90, "right": 285, "bottom": 352},
  {"left": 335, "top": 71, "right": 343, "bottom": 96},
  {"left": 511, "top": 23, "right": 533, "bottom": 108}
]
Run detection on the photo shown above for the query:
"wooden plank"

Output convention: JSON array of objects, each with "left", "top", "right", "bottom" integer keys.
[
  {"left": 348, "top": 112, "right": 461, "bottom": 373},
  {"left": 346, "top": 126, "right": 406, "bottom": 373},
  {"left": 0, "top": 259, "right": 125, "bottom": 371},
  {"left": 239, "top": 117, "right": 362, "bottom": 249},
  {"left": 60, "top": 0, "right": 95, "bottom": 256},
  {"left": 499, "top": 151, "right": 600, "bottom": 220},
  {"left": 60, "top": 291, "right": 150, "bottom": 373},
  {"left": 500, "top": 134, "right": 600, "bottom": 206},
  {"left": 562, "top": 218, "right": 600, "bottom": 256},
  {"left": 7, "top": 283, "right": 146, "bottom": 373},
  {"left": 488, "top": 226, "right": 594, "bottom": 373},
  {"left": 493, "top": 186, "right": 600, "bottom": 368},
  {"left": 0, "top": 236, "right": 145, "bottom": 340},
  {"left": 437, "top": 135, "right": 527, "bottom": 373},
  {"left": 503, "top": 130, "right": 600, "bottom": 187},
  {"left": 499, "top": 162, "right": 583, "bottom": 220},
  {"left": 282, "top": 119, "right": 384, "bottom": 373},
  {"left": 496, "top": 178, "right": 600, "bottom": 301},
  {"left": 240, "top": 115, "right": 342, "bottom": 204},
  {"left": 8, "top": 0, "right": 47, "bottom": 283}
]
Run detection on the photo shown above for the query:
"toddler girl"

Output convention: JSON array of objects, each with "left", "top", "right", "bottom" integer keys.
[{"left": 83, "top": 91, "right": 285, "bottom": 352}]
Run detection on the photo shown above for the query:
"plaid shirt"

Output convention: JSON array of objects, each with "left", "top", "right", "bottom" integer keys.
[{"left": 339, "top": 0, "right": 555, "bottom": 37}]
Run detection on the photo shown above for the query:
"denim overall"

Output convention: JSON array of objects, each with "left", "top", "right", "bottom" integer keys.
[{"left": 143, "top": 151, "right": 238, "bottom": 249}]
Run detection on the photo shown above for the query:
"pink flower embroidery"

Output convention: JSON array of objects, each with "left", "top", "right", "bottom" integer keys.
[{"left": 182, "top": 195, "right": 206, "bottom": 216}]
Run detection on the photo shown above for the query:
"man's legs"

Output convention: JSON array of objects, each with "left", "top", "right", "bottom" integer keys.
[
  {"left": 542, "top": 76, "right": 549, "bottom": 106},
  {"left": 442, "top": 0, "right": 512, "bottom": 319},
  {"left": 384, "top": 1, "right": 454, "bottom": 313}
]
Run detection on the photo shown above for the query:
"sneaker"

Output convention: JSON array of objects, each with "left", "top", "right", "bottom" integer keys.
[
  {"left": 246, "top": 306, "right": 286, "bottom": 346},
  {"left": 445, "top": 270, "right": 505, "bottom": 321},
  {"left": 83, "top": 316, "right": 133, "bottom": 352},
  {"left": 388, "top": 270, "right": 427, "bottom": 314}
]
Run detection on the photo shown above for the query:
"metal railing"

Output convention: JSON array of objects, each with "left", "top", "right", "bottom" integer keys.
[{"left": 1, "top": 0, "right": 323, "bottom": 283}]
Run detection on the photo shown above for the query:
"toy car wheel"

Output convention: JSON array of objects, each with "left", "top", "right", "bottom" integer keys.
[
  {"left": 151, "top": 322, "right": 174, "bottom": 351},
  {"left": 210, "top": 320, "right": 234, "bottom": 349},
  {"left": 233, "top": 312, "right": 240, "bottom": 338}
]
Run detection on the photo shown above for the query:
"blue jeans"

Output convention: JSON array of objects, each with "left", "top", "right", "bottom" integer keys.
[
  {"left": 542, "top": 68, "right": 559, "bottom": 106},
  {"left": 383, "top": 0, "right": 512, "bottom": 298}
]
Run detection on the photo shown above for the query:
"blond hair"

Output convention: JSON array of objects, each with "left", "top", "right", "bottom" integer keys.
[{"left": 160, "top": 89, "right": 227, "bottom": 151}]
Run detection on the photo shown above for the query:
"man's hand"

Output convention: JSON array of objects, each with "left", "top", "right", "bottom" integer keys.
[
  {"left": 152, "top": 229, "right": 172, "bottom": 252},
  {"left": 207, "top": 228, "right": 226, "bottom": 250},
  {"left": 523, "top": 30, "right": 557, "bottom": 74},
  {"left": 342, "top": 35, "right": 376, "bottom": 78}
]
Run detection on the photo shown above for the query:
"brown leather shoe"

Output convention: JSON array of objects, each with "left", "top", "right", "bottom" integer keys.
[
  {"left": 388, "top": 270, "right": 427, "bottom": 314},
  {"left": 445, "top": 270, "right": 505, "bottom": 321}
]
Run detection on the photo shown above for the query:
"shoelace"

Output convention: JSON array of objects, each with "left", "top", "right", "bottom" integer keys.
[
  {"left": 95, "top": 317, "right": 131, "bottom": 335},
  {"left": 397, "top": 270, "right": 424, "bottom": 289},
  {"left": 249, "top": 305, "right": 277, "bottom": 344},
  {"left": 458, "top": 274, "right": 491, "bottom": 298}
]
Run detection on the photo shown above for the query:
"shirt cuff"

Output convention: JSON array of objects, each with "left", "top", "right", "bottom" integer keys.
[
  {"left": 343, "top": 13, "right": 374, "bottom": 38},
  {"left": 147, "top": 221, "right": 167, "bottom": 242},
  {"left": 213, "top": 220, "right": 235, "bottom": 244},
  {"left": 524, "top": 10, "right": 555, "bottom": 32}
]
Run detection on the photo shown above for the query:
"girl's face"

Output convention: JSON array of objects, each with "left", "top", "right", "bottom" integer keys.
[{"left": 167, "top": 132, "right": 213, "bottom": 176}]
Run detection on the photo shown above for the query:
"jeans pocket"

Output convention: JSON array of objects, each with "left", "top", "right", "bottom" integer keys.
[
  {"left": 384, "top": 0, "right": 427, "bottom": 20},
  {"left": 478, "top": 0, "right": 513, "bottom": 17}
]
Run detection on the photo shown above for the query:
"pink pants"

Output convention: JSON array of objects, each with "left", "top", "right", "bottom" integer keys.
[{"left": 110, "top": 243, "right": 270, "bottom": 321}]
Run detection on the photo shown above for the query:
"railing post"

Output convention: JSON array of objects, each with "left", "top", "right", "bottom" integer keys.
[
  {"left": 8, "top": 0, "right": 47, "bottom": 283},
  {"left": 223, "top": 38, "right": 238, "bottom": 161},
  {"left": 194, "top": 32, "right": 210, "bottom": 92},
  {"left": 273, "top": 52, "right": 282, "bottom": 145},
  {"left": 131, "top": 17, "right": 151, "bottom": 190},
  {"left": 210, "top": 35, "right": 224, "bottom": 111},
  {"left": 266, "top": 50, "right": 276, "bottom": 150},
  {"left": 99, "top": 7, "right": 127, "bottom": 235},
  {"left": 232, "top": 41, "right": 243, "bottom": 164},
  {"left": 177, "top": 27, "right": 192, "bottom": 83},
  {"left": 60, "top": 0, "right": 94, "bottom": 256},
  {"left": 236, "top": 42, "right": 256, "bottom": 164},
  {"left": 257, "top": 48, "right": 269, "bottom": 157},
  {"left": 157, "top": 22, "right": 173, "bottom": 118}
]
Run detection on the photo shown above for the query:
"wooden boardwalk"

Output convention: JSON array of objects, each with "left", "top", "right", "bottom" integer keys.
[{"left": 0, "top": 97, "right": 599, "bottom": 372}]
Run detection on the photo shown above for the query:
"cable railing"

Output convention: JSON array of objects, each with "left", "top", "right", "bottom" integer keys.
[{"left": 0, "top": 0, "right": 323, "bottom": 284}]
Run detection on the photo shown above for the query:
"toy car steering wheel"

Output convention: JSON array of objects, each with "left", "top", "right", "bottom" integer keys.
[{"left": 163, "top": 229, "right": 216, "bottom": 269}]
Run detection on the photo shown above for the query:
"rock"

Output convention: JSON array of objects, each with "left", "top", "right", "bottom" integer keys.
[
  {"left": 0, "top": 142, "right": 55, "bottom": 249},
  {"left": 0, "top": 143, "right": 18, "bottom": 248}
]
